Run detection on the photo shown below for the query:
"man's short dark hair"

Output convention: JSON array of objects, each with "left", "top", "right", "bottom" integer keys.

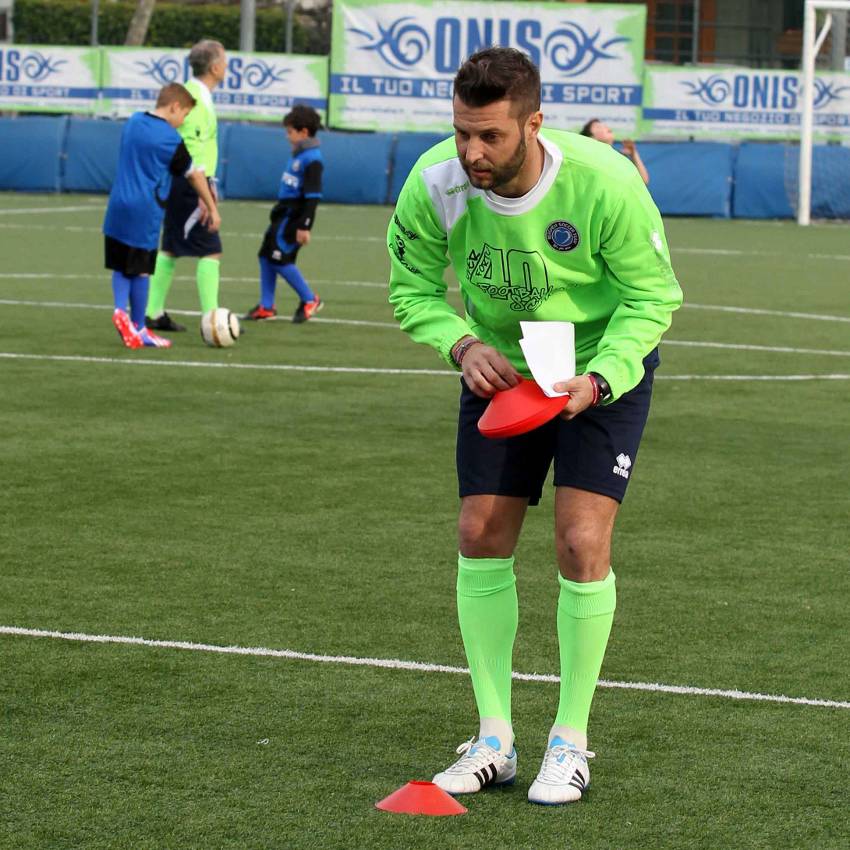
[
  {"left": 453, "top": 47, "right": 541, "bottom": 118},
  {"left": 283, "top": 104, "right": 322, "bottom": 136},
  {"left": 188, "top": 40, "right": 225, "bottom": 77},
  {"left": 156, "top": 82, "right": 196, "bottom": 110},
  {"left": 580, "top": 118, "right": 601, "bottom": 137}
]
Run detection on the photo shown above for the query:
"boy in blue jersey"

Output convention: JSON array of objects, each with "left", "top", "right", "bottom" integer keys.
[
  {"left": 103, "top": 83, "right": 221, "bottom": 348},
  {"left": 244, "top": 105, "right": 324, "bottom": 324}
]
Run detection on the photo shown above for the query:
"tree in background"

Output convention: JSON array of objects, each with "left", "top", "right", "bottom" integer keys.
[{"left": 125, "top": 0, "right": 156, "bottom": 46}]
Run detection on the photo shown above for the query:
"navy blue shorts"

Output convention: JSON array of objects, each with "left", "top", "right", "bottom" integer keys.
[
  {"left": 457, "top": 349, "right": 660, "bottom": 505},
  {"left": 161, "top": 174, "right": 223, "bottom": 257}
]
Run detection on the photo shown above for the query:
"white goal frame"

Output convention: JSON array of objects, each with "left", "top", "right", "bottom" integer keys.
[{"left": 797, "top": 0, "right": 850, "bottom": 225}]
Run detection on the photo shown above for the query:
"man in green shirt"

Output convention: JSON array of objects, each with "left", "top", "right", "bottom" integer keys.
[
  {"left": 387, "top": 47, "right": 682, "bottom": 805},
  {"left": 146, "top": 40, "right": 227, "bottom": 332}
]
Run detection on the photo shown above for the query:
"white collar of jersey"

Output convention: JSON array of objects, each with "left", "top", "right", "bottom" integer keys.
[
  {"left": 482, "top": 132, "right": 562, "bottom": 216},
  {"left": 188, "top": 77, "right": 214, "bottom": 107}
]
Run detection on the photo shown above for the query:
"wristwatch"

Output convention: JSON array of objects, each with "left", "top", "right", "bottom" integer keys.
[{"left": 588, "top": 372, "right": 613, "bottom": 405}]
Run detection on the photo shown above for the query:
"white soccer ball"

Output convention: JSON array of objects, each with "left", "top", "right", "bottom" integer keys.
[{"left": 201, "top": 308, "right": 241, "bottom": 348}]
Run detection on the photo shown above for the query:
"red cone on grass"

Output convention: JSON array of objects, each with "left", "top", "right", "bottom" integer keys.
[{"left": 375, "top": 781, "right": 468, "bottom": 816}]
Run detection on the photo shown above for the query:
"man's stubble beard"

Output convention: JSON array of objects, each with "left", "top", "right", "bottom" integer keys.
[{"left": 463, "top": 133, "right": 527, "bottom": 191}]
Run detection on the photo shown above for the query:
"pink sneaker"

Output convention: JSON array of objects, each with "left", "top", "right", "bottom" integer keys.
[{"left": 112, "top": 309, "right": 143, "bottom": 349}]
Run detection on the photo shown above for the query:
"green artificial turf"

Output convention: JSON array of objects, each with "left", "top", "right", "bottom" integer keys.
[{"left": 1, "top": 194, "right": 848, "bottom": 849}]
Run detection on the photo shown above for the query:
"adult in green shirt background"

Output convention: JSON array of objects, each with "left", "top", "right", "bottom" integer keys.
[
  {"left": 146, "top": 40, "right": 227, "bottom": 333},
  {"left": 388, "top": 47, "right": 682, "bottom": 806}
]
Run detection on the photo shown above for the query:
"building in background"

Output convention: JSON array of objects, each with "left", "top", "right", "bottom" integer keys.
[{"left": 593, "top": 0, "right": 846, "bottom": 70}]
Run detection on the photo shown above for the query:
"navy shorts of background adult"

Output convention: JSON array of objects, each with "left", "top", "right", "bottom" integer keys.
[{"left": 161, "top": 173, "right": 223, "bottom": 257}]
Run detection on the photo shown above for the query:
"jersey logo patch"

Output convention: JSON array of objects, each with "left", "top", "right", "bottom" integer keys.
[{"left": 545, "top": 220, "right": 580, "bottom": 252}]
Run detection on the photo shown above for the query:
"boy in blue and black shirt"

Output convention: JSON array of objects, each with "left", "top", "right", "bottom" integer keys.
[
  {"left": 244, "top": 105, "right": 324, "bottom": 324},
  {"left": 103, "top": 82, "right": 221, "bottom": 348}
]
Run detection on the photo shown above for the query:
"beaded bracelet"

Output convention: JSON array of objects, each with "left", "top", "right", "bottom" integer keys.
[{"left": 452, "top": 337, "right": 482, "bottom": 366}]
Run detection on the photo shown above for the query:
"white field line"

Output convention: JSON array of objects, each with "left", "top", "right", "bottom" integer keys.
[
  {"left": 658, "top": 373, "right": 850, "bottom": 381},
  {"left": 1, "top": 625, "right": 847, "bottom": 711},
  {"left": 675, "top": 246, "right": 850, "bottom": 261},
  {"left": 684, "top": 302, "right": 850, "bottom": 324},
  {"left": 0, "top": 351, "right": 454, "bottom": 376},
  {"left": 1, "top": 297, "right": 849, "bottom": 359},
  {"left": 0, "top": 298, "right": 396, "bottom": 328},
  {"left": 2, "top": 271, "right": 850, "bottom": 325},
  {"left": 2, "top": 351, "right": 850, "bottom": 382},
  {"left": 0, "top": 272, "right": 389, "bottom": 290},
  {"left": 0, "top": 204, "right": 102, "bottom": 216},
  {"left": 2, "top": 214, "right": 850, "bottom": 262}
]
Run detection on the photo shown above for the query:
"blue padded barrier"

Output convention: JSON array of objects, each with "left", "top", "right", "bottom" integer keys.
[
  {"left": 0, "top": 116, "right": 67, "bottom": 192},
  {"left": 809, "top": 145, "right": 850, "bottom": 219},
  {"left": 314, "top": 130, "right": 393, "bottom": 204},
  {"left": 218, "top": 124, "right": 286, "bottom": 200},
  {"left": 221, "top": 124, "right": 393, "bottom": 203},
  {"left": 641, "top": 142, "right": 734, "bottom": 218},
  {"left": 388, "top": 132, "right": 449, "bottom": 203},
  {"left": 734, "top": 142, "right": 850, "bottom": 219},
  {"left": 63, "top": 117, "right": 124, "bottom": 193},
  {"left": 732, "top": 143, "right": 794, "bottom": 219},
  {"left": 63, "top": 118, "right": 226, "bottom": 194},
  {"left": 387, "top": 138, "right": 736, "bottom": 216},
  {"left": 4, "top": 114, "right": 850, "bottom": 218}
]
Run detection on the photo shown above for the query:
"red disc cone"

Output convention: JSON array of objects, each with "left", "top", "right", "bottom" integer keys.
[
  {"left": 375, "top": 781, "right": 468, "bottom": 816},
  {"left": 478, "top": 378, "right": 569, "bottom": 439}
]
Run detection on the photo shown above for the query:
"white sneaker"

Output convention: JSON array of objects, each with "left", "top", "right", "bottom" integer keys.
[
  {"left": 432, "top": 735, "right": 517, "bottom": 795},
  {"left": 527, "top": 736, "right": 594, "bottom": 805}
]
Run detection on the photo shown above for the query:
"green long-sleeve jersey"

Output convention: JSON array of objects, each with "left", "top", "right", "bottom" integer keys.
[
  {"left": 181, "top": 78, "right": 218, "bottom": 176},
  {"left": 387, "top": 129, "right": 683, "bottom": 401}
]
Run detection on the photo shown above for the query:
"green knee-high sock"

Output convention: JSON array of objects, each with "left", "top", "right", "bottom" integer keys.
[
  {"left": 457, "top": 555, "right": 518, "bottom": 739},
  {"left": 196, "top": 257, "right": 220, "bottom": 312},
  {"left": 147, "top": 254, "right": 176, "bottom": 318},
  {"left": 554, "top": 570, "right": 616, "bottom": 736}
]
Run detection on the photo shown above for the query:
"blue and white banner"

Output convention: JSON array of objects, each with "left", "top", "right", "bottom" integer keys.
[
  {"left": 642, "top": 65, "right": 850, "bottom": 138},
  {"left": 330, "top": 0, "right": 645, "bottom": 132},
  {"left": 0, "top": 45, "right": 101, "bottom": 113},
  {"left": 101, "top": 49, "right": 328, "bottom": 121}
]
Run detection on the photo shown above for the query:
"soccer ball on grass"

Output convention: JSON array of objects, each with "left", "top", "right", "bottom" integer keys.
[{"left": 201, "top": 308, "right": 241, "bottom": 348}]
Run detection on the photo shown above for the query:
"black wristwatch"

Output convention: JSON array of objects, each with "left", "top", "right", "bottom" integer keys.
[{"left": 588, "top": 372, "right": 613, "bottom": 405}]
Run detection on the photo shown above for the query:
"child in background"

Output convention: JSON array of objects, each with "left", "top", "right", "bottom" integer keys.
[
  {"left": 102, "top": 83, "right": 221, "bottom": 348},
  {"left": 244, "top": 104, "right": 324, "bottom": 324}
]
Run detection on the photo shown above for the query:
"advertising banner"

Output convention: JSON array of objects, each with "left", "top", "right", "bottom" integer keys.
[
  {"left": 0, "top": 45, "right": 101, "bottom": 113},
  {"left": 642, "top": 65, "right": 850, "bottom": 139},
  {"left": 329, "top": 0, "right": 645, "bottom": 133},
  {"left": 100, "top": 49, "right": 328, "bottom": 121}
]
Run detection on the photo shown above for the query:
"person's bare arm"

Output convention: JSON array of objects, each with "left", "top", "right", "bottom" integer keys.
[
  {"left": 187, "top": 170, "right": 221, "bottom": 232},
  {"left": 621, "top": 140, "right": 650, "bottom": 186}
]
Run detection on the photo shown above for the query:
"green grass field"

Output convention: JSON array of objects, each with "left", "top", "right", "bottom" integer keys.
[{"left": 1, "top": 193, "right": 848, "bottom": 850}]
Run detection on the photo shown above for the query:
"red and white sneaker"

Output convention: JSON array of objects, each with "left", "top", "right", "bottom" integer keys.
[
  {"left": 243, "top": 304, "right": 277, "bottom": 321},
  {"left": 112, "top": 309, "right": 143, "bottom": 349},
  {"left": 137, "top": 326, "right": 172, "bottom": 348},
  {"left": 293, "top": 295, "right": 323, "bottom": 324}
]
